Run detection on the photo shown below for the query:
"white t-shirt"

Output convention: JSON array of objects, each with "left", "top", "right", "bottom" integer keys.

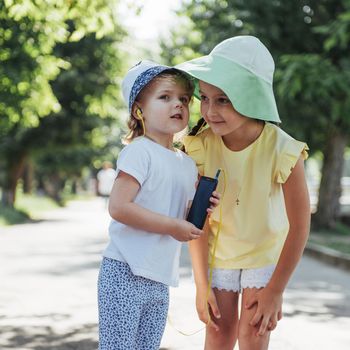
[
  {"left": 97, "top": 168, "right": 116, "bottom": 196},
  {"left": 103, "top": 137, "right": 198, "bottom": 287}
]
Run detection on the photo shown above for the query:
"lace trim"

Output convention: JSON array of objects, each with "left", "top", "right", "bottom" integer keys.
[
  {"left": 211, "top": 268, "right": 241, "bottom": 292},
  {"left": 210, "top": 265, "right": 275, "bottom": 292},
  {"left": 211, "top": 285, "right": 240, "bottom": 293}
]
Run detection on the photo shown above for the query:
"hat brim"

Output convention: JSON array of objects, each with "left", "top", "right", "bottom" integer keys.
[
  {"left": 176, "top": 55, "right": 280, "bottom": 123},
  {"left": 128, "top": 65, "right": 172, "bottom": 112}
]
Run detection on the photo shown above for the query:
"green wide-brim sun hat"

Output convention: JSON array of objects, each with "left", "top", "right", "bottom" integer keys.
[{"left": 176, "top": 36, "right": 281, "bottom": 123}]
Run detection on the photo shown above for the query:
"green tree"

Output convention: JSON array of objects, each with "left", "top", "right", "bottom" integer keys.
[
  {"left": 276, "top": 7, "right": 350, "bottom": 228},
  {"left": 0, "top": 0, "right": 125, "bottom": 207},
  {"left": 0, "top": 0, "right": 66, "bottom": 206},
  {"left": 28, "top": 28, "right": 125, "bottom": 203},
  {"left": 162, "top": 0, "right": 350, "bottom": 228}
]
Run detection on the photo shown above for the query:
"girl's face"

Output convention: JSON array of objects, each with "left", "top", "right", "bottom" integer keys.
[
  {"left": 199, "top": 81, "right": 249, "bottom": 136},
  {"left": 137, "top": 78, "right": 191, "bottom": 137}
]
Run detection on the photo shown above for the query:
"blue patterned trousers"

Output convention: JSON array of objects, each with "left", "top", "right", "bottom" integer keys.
[{"left": 98, "top": 257, "right": 169, "bottom": 350}]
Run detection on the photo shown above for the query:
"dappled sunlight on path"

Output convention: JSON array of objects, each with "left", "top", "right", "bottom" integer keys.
[
  {"left": 0, "top": 198, "right": 349, "bottom": 349},
  {"left": 0, "top": 198, "right": 109, "bottom": 349},
  {"left": 161, "top": 249, "right": 350, "bottom": 349}
]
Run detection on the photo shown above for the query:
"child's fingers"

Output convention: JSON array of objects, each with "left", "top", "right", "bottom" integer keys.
[
  {"left": 198, "top": 308, "right": 212, "bottom": 327},
  {"left": 208, "top": 196, "right": 220, "bottom": 212},
  {"left": 207, "top": 291, "right": 221, "bottom": 319},
  {"left": 196, "top": 292, "right": 220, "bottom": 332},
  {"left": 245, "top": 295, "right": 258, "bottom": 309},
  {"left": 277, "top": 309, "right": 283, "bottom": 321},
  {"left": 207, "top": 204, "right": 216, "bottom": 214},
  {"left": 249, "top": 310, "right": 262, "bottom": 327},
  {"left": 209, "top": 196, "right": 220, "bottom": 205},
  {"left": 209, "top": 192, "right": 220, "bottom": 201},
  {"left": 198, "top": 310, "right": 219, "bottom": 332},
  {"left": 191, "top": 227, "right": 203, "bottom": 238},
  {"left": 212, "top": 191, "right": 221, "bottom": 199},
  {"left": 267, "top": 318, "right": 277, "bottom": 331},
  {"left": 206, "top": 208, "right": 213, "bottom": 215},
  {"left": 207, "top": 318, "right": 219, "bottom": 332},
  {"left": 206, "top": 292, "right": 221, "bottom": 332},
  {"left": 203, "top": 309, "right": 220, "bottom": 332},
  {"left": 194, "top": 227, "right": 204, "bottom": 235},
  {"left": 208, "top": 299, "right": 221, "bottom": 320},
  {"left": 257, "top": 315, "right": 270, "bottom": 336}
]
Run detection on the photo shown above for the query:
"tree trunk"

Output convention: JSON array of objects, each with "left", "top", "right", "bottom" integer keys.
[
  {"left": 22, "top": 160, "right": 34, "bottom": 194},
  {"left": 1, "top": 153, "right": 27, "bottom": 208},
  {"left": 313, "top": 130, "right": 347, "bottom": 229},
  {"left": 43, "top": 174, "right": 64, "bottom": 205},
  {"left": 71, "top": 180, "right": 77, "bottom": 194}
]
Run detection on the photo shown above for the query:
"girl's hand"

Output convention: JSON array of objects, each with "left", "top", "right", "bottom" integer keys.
[
  {"left": 170, "top": 219, "right": 203, "bottom": 242},
  {"left": 207, "top": 191, "right": 221, "bottom": 215},
  {"left": 245, "top": 287, "right": 283, "bottom": 336},
  {"left": 196, "top": 287, "right": 221, "bottom": 332}
]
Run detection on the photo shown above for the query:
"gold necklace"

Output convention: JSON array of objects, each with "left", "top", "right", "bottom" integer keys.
[
  {"left": 232, "top": 171, "right": 245, "bottom": 206},
  {"left": 235, "top": 190, "right": 242, "bottom": 206}
]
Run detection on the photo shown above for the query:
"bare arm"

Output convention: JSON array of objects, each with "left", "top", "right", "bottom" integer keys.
[
  {"left": 109, "top": 171, "right": 203, "bottom": 242},
  {"left": 189, "top": 221, "right": 221, "bottom": 330},
  {"left": 248, "top": 157, "right": 310, "bottom": 334},
  {"left": 189, "top": 221, "right": 210, "bottom": 287},
  {"left": 268, "top": 156, "right": 311, "bottom": 292}
]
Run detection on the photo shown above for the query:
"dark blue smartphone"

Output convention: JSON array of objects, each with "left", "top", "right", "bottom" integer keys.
[{"left": 186, "top": 170, "right": 220, "bottom": 229}]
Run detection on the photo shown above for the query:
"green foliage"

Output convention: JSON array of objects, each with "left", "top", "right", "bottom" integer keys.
[
  {"left": 15, "top": 190, "right": 59, "bottom": 217},
  {"left": 0, "top": 189, "right": 62, "bottom": 225},
  {"left": 0, "top": 0, "right": 119, "bottom": 129},
  {"left": 29, "top": 28, "right": 125, "bottom": 190},
  {"left": 315, "top": 8, "right": 350, "bottom": 51},
  {"left": 275, "top": 53, "right": 350, "bottom": 150},
  {"left": 164, "top": 0, "right": 350, "bottom": 227},
  {"left": 162, "top": 0, "right": 350, "bottom": 150},
  {"left": 0, "top": 2, "right": 63, "bottom": 132},
  {"left": 0, "top": 0, "right": 126, "bottom": 207},
  {"left": 0, "top": 204, "right": 30, "bottom": 225},
  {"left": 162, "top": 0, "right": 327, "bottom": 65}
]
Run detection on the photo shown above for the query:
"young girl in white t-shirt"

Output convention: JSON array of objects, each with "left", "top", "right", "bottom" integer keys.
[{"left": 98, "top": 60, "right": 219, "bottom": 350}]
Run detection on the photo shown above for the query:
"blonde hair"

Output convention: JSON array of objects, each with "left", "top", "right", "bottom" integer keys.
[{"left": 123, "top": 70, "right": 194, "bottom": 144}]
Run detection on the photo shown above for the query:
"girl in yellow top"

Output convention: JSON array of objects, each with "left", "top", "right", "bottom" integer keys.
[{"left": 176, "top": 36, "right": 310, "bottom": 350}]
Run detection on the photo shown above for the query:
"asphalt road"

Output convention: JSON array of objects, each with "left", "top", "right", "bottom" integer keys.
[{"left": 0, "top": 198, "right": 349, "bottom": 349}]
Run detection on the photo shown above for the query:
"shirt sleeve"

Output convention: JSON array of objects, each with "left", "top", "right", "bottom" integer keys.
[
  {"left": 116, "top": 142, "right": 150, "bottom": 186},
  {"left": 183, "top": 135, "right": 205, "bottom": 176},
  {"left": 275, "top": 139, "right": 309, "bottom": 184}
]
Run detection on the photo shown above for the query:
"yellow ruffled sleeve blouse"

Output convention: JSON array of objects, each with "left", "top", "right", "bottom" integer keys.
[{"left": 184, "top": 122, "right": 308, "bottom": 269}]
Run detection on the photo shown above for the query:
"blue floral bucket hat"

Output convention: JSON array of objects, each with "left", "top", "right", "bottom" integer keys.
[
  {"left": 122, "top": 60, "right": 171, "bottom": 112},
  {"left": 176, "top": 35, "right": 281, "bottom": 123}
]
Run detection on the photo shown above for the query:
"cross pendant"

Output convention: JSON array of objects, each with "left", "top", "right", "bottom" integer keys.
[{"left": 235, "top": 199, "right": 240, "bottom": 206}]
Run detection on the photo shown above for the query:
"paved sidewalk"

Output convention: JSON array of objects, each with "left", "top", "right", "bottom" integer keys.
[
  {"left": 162, "top": 246, "right": 350, "bottom": 350},
  {"left": 1, "top": 198, "right": 350, "bottom": 349}
]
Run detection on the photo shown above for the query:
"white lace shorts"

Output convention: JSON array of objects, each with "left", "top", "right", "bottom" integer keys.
[{"left": 210, "top": 265, "right": 275, "bottom": 292}]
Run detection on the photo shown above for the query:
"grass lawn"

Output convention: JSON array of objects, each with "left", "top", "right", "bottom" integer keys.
[
  {"left": 0, "top": 193, "right": 59, "bottom": 226},
  {"left": 0, "top": 190, "right": 96, "bottom": 226},
  {"left": 16, "top": 193, "right": 60, "bottom": 218},
  {"left": 309, "top": 222, "right": 350, "bottom": 256}
]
